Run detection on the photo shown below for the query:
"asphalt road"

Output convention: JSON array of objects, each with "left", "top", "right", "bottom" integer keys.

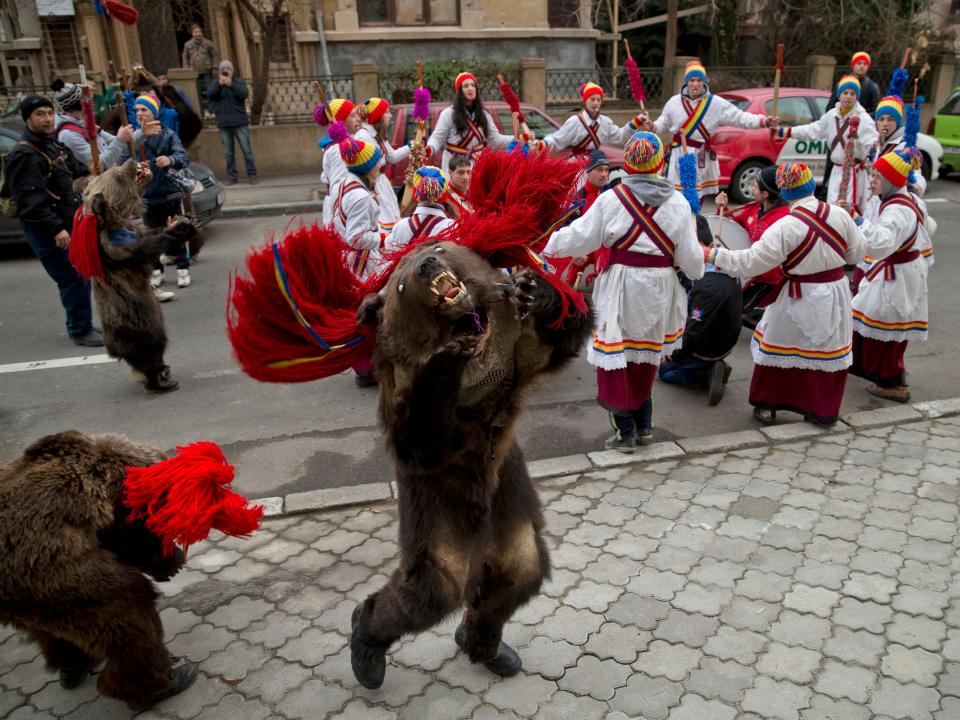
[{"left": 2, "top": 177, "right": 958, "bottom": 501}]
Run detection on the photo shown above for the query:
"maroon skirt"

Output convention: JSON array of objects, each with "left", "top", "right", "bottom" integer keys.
[
  {"left": 851, "top": 333, "right": 908, "bottom": 388},
  {"left": 597, "top": 362, "right": 658, "bottom": 414},
  {"left": 749, "top": 364, "right": 848, "bottom": 424}
]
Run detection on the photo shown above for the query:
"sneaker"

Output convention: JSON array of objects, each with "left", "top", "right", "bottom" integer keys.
[
  {"left": 226, "top": 177, "right": 238, "bottom": 186},
  {"left": 248, "top": 176, "right": 258, "bottom": 185},
  {"left": 130, "top": 660, "right": 199, "bottom": 711},
  {"left": 707, "top": 361, "right": 726, "bottom": 406},
  {"left": 604, "top": 432, "right": 638, "bottom": 453},
  {"left": 177, "top": 269, "right": 191, "bottom": 288},
  {"left": 454, "top": 623, "right": 523, "bottom": 677},
  {"left": 753, "top": 407, "right": 777, "bottom": 425},
  {"left": 866, "top": 383, "right": 911, "bottom": 403},
  {"left": 150, "top": 269, "right": 164, "bottom": 288},
  {"left": 154, "top": 288, "right": 176, "bottom": 302},
  {"left": 72, "top": 329, "right": 104, "bottom": 347},
  {"left": 637, "top": 426, "right": 654, "bottom": 445}
]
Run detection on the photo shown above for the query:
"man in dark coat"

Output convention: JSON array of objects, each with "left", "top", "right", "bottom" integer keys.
[
  {"left": 207, "top": 60, "right": 257, "bottom": 185},
  {"left": 6, "top": 95, "right": 100, "bottom": 346}
]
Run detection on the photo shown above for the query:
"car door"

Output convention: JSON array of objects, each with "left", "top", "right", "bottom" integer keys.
[
  {"left": 935, "top": 92, "right": 960, "bottom": 159},
  {"left": 771, "top": 95, "right": 829, "bottom": 182},
  {"left": 0, "top": 130, "right": 22, "bottom": 239}
]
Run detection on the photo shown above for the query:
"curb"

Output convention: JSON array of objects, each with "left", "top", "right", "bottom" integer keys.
[
  {"left": 219, "top": 200, "right": 324, "bottom": 218},
  {"left": 253, "top": 396, "right": 960, "bottom": 520}
]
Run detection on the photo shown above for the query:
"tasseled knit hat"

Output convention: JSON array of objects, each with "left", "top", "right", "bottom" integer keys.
[
  {"left": 873, "top": 148, "right": 917, "bottom": 189},
  {"left": 851, "top": 51, "right": 871, "bottom": 69},
  {"left": 776, "top": 162, "right": 816, "bottom": 201},
  {"left": 836, "top": 75, "right": 861, "bottom": 100},
  {"left": 580, "top": 82, "right": 605, "bottom": 102},
  {"left": 623, "top": 131, "right": 665, "bottom": 175},
  {"left": 455, "top": 72, "right": 477, "bottom": 93},
  {"left": 51, "top": 79, "right": 82, "bottom": 112},
  {"left": 875, "top": 96, "right": 904, "bottom": 128},
  {"left": 362, "top": 97, "right": 390, "bottom": 124},
  {"left": 339, "top": 137, "right": 382, "bottom": 176},
  {"left": 134, "top": 94, "right": 161, "bottom": 118},
  {"left": 684, "top": 61, "right": 708, "bottom": 85},
  {"left": 313, "top": 98, "right": 355, "bottom": 126},
  {"left": 412, "top": 166, "right": 448, "bottom": 204}
]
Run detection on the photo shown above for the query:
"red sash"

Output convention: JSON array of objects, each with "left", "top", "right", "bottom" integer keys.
[
  {"left": 409, "top": 214, "right": 445, "bottom": 242},
  {"left": 780, "top": 202, "right": 847, "bottom": 298},
  {"left": 446, "top": 116, "right": 486, "bottom": 158},
  {"left": 865, "top": 195, "right": 923, "bottom": 282},
  {"left": 599, "top": 185, "right": 675, "bottom": 271},
  {"left": 571, "top": 114, "right": 602, "bottom": 155},
  {"left": 830, "top": 116, "right": 851, "bottom": 154}
]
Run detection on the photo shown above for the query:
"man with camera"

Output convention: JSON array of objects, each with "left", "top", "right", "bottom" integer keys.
[{"left": 207, "top": 60, "right": 257, "bottom": 185}]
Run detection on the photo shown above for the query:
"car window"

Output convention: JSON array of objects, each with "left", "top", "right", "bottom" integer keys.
[
  {"left": 0, "top": 134, "right": 16, "bottom": 153},
  {"left": 765, "top": 97, "right": 815, "bottom": 126},
  {"left": 811, "top": 95, "right": 829, "bottom": 117},
  {"left": 522, "top": 110, "right": 557, "bottom": 140},
  {"left": 725, "top": 98, "right": 750, "bottom": 111},
  {"left": 940, "top": 93, "right": 960, "bottom": 116}
]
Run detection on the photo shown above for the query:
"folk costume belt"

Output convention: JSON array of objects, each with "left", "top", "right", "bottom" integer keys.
[{"left": 606, "top": 249, "right": 674, "bottom": 269}]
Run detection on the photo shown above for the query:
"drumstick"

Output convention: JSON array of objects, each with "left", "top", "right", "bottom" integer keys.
[{"left": 715, "top": 204, "right": 726, "bottom": 249}]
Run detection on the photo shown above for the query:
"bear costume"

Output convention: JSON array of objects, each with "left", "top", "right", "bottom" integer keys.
[
  {"left": 0, "top": 431, "right": 196, "bottom": 709},
  {"left": 71, "top": 160, "right": 202, "bottom": 392}
]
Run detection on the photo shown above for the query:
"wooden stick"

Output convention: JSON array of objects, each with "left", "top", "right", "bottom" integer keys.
[
  {"left": 714, "top": 204, "right": 726, "bottom": 249},
  {"left": 312, "top": 81, "right": 327, "bottom": 106},
  {"left": 769, "top": 43, "right": 784, "bottom": 141},
  {"left": 900, "top": 47, "right": 911, "bottom": 69}
]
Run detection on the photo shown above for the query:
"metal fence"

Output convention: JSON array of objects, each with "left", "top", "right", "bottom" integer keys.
[
  {"left": 378, "top": 70, "right": 519, "bottom": 105},
  {"left": 848, "top": 65, "right": 932, "bottom": 100},
  {"left": 0, "top": 86, "right": 54, "bottom": 119},
  {"left": 242, "top": 75, "right": 354, "bottom": 124}
]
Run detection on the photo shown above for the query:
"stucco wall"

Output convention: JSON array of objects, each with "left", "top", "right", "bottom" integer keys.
[{"left": 190, "top": 125, "right": 325, "bottom": 178}]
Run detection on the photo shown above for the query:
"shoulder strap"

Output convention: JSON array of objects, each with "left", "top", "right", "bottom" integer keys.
[
  {"left": 410, "top": 214, "right": 444, "bottom": 242},
  {"left": 58, "top": 122, "right": 88, "bottom": 138},
  {"left": 335, "top": 181, "right": 366, "bottom": 224},
  {"left": 880, "top": 194, "right": 923, "bottom": 224},
  {"left": 785, "top": 201, "right": 846, "bottom": 270},
  {"left": 611, "top": 184, "right": 675, "bottom": 258}
]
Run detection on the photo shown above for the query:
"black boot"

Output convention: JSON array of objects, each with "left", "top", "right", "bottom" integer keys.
[
  {"left": 351, "top": 604, "right": 387, "bottom": 689},
  {"left": 707, "top": 361, "right": 726, "bottom": 406},
  {"left": 454, "top": 623, "right": 523, "bottom": 677},
  {"left": 130, "top": 660, "right": 199, "bottom": 711},
  {"left": 144, "top": 366, "right": 179, "bottom": 394}
]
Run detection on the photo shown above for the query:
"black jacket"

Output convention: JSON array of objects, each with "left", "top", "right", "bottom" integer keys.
[
  {"left": 207, "top": 79, "right": 250, "bottom": 129},
  {"left": 679, "top": 271, "right": 743, "bottom": 361},
  {"left": 6, "top": 127, "right": 89, "bottom": 236}
]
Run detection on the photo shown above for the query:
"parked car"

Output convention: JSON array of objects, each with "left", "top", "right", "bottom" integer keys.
[
  {"left": 714, "top": 88, "right": 942, "bottom": 202},
  {"left": 383, "top": 102, "right": 626, "bottom": 189},
  {"left": 0, "top": 126, "right": 225, "bottom": 246},
  {"left": 929, "top": 86, "right": 960, "bottom": 176}
]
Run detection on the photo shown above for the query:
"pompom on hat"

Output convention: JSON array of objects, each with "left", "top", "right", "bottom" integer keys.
[
  {"left": 339, "top": 136, "right": 383, "bottom": 176},
  {"left": 313, "top": 98, "right": 355, "bottom": 126},
  {"left": 836, "top": 75, "right": 861, "bottom": 100},
  {"left": 455, "top": 72, "right": 477, "bottom": 93},
  {"left": 873, "top": 148, "right": 917, "bottom": 189},
  {"left": 623, "top": 131, "right": 665, "bottom": 175},
  {"left": 412, "top": 166, "right": 448, "bottom": 204},
  {"left": 362, "top": 97, "right": 390, "bottom": 125},
  {"left": 776, "top": 162, "right": 816, "bottom": 201},
  {"left": 875, "top": 96, "right": 905, "bottom": 128},
  {"left": 851, "top": 51, "right": 871, "bottom": 68},
  {"left": 684, "top": 61, "right": 708, "bottom": 85},
  {"left": 579, "top": 82, "right": 605, "bottom": 102},
  {"left": 134, "top": 94, "right": 160, "bottom": 118}
]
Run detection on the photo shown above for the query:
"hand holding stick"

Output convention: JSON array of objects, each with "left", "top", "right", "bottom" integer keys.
[{"left": 78, "top": 65, "right": 102, "bottom": 175}]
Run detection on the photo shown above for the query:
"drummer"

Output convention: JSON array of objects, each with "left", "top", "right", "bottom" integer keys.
[
  {"left": 715, "top": 165, "right": 791, "bottom": 327},
  {"left": 659, "top": 216, "right": 742, "bottom": 405}
]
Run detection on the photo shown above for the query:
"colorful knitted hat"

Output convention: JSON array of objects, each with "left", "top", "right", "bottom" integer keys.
[
  {"left": 684, "top": 61, "right": 708, "bottom": 84},
  {"left": 455, "top": 72, "right": 477, "bottom": 93},
  {"left": 362, "top": 97, "right": 390, "bottom": 125},
  {"left": 339, "top": 137, "right": 382, "bottom": 176},
  {"left": 873, "top": 148, "right": 915, "bottom": 188},
  {"left": 412, "top": 166, "right": 448, "bottom": 203},
  {"left": 776, "top": 162, "right": 816, "bottom": 201},
  {"left": 875, "top": 96, "right": 905, "bottom": 128},
  {"left": 851, "top": 51, "right": 871, "bottom": 68},
  {"left": 134, "top": 94, "right": 160, "bottom": 118},
  {"left": 313, "top": 98, "right": 355, "bottom": 126},
  {"left": 836, "top": 75, "right": 861, "bottom": 100},
  {"left": 623, "top": 131, "right": 664, "bottom": 175},
  {"left": 580, "top": 82, "right": 605, "bottom": 102}
]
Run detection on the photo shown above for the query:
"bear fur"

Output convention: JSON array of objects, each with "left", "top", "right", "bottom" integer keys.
[
  {"left": 0, "top": 431, "right": 184, "bottom": 708},
  {"left": 350, "top": 241, "right": 593, "bottom": 686},
  {"left": 81, "top": 160, "right": 202, "bottom": 391}
]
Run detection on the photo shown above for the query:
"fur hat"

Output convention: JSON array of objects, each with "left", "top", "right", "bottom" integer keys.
[
  {"left": 413, "top": 166, "right": 448, "bottom": 204},
  {"left": 623, "top": 131, "right": 664, "bottom": 175},
  {"left": 362, "top": 97, "right": 390, "bottom": 125},
  {"left": 455, "top": 72, "right": 477, "bottom": 93},
  {"left": 579, "top": 82, "right": 605, "bottom": 103},
  {"left": 134, "top": 94, "right": 160, "bottom": 119},
  {"left": 339, "top": 137, "right": 382, "bottom": 176},
  {"left": 776, "top": 162, "right": 815, "bottom": 201},
  {"left": 875, "top": 96, "right": 904, "bottom": 128},
  {"left": 19, "top": 95, "right": 54, "bottom": 122},
  {"left": 873, "top": 148, "right": 917, "bottom": 189},
  {"left": 851, "top": 51, "right": 871, "bottom": 68},
  {"left": 836, "top": 75, "right": 861, "bottom": 100},
  {"left": 684, "top": 61, "right": 708, "bottom": 85},
  {"left": 50, "top": 79, "right": 82, "bottom": 112}
]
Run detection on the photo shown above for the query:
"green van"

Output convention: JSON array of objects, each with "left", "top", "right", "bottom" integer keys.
[{"left": 930, "top": 86, "right": 960, "bottom": 176}]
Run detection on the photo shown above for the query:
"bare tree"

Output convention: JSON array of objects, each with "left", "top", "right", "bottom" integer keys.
[{"left": 226, "top": 0, "right": 288, "bottom": 125}]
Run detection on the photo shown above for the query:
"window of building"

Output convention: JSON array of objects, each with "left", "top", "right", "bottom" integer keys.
[
  {"left": 358, "top": 0, "right": 458, "bottom": 26},
  {"left": 41, "top": 17, "right": 81, "bottom": 78},
  {"left": 268, "top": 13, "right": 293, "bottom": 64},
  {"left": 548, "top": 0, "right": 580, "bottom": 28}
]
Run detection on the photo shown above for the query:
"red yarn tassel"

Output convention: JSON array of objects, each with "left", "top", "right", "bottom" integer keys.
[
  {"left": 498, "top": 77, "right": 525, "bottom": 123},
  {"left": 102, "top": 0, "right": 139, "bottom": 25},
  {"left": 123, "top": 441, "right": 263, "bottom": 555},
  {"left": 69, "top": 208, "right": 104, "bottom": 280}
]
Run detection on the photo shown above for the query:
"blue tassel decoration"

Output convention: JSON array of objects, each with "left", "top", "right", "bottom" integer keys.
[
  {"left": 678, "top": 152, "right": 701, "bottom": 215},
  {"left": 94, "top": 0, "right": 106, "bottom": 15},
  {"left": 887, "top": 67, "right": 909, "bottom": 99},
  {"left": 905, "top": 95, "right": 923, "bottom": 149}
]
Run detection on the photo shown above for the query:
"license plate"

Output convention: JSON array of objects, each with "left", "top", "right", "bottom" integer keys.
[{"left": 217, "top": 190, "right": 226, "bottom": 206}]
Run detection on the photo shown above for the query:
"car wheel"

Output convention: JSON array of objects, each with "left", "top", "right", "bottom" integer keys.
[
  {"left": 730, "top": 160, "right": 768, "bottom": 204},
  {"left": 920, "top": 152, "right": 932, "bottom": 181}
]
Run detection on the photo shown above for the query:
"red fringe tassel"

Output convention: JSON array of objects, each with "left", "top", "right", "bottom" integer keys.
[
  {"left": 69, "top": 208, "right": 104, "bottom": 280},
  {"left": 103, "top": 0, "right": 139, "bottom": 25}
]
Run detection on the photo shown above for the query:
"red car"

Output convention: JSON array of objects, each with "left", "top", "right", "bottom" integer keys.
[
  {"left": 384, "top": 102, "right": 625, "bottom": 188},
  {"left": 713, "top": 88, "right": 832, "bottom": 202}
]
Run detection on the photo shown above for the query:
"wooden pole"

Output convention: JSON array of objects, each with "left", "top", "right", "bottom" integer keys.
[
  {"left": 663, "top": 0, "right": 678, "bottom": 100},
  {"left": 611, "top": 0, "right": 619, "bottom": 99}
]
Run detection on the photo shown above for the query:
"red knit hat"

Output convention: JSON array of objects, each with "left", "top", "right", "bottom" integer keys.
[
  {"left": 455, "top": 72, "right": 477, "bottom": 93},
  {"left": 362, "top": 97, "right": 390, "bottom": 124},
  {"left": 579, "top": 82, "right": 605, "bottom": 102},
  {"left": 851, "top": 51, "right": 871, "bottom": 68}
]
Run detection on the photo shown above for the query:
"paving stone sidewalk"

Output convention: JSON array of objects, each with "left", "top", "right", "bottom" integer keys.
[{"left": 3, "top": 416, "right": 960, "bottom": 720}]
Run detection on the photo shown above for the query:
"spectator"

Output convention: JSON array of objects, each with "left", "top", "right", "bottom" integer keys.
[
  {"left": 5, "top": 96, "right": 100, "bottom": 346},
  {"left": 182, "top": 24, "right": 217, "bottom": 111},
  {"left": 207, "top": 61, "right": 257, "bottom": 185},
  {"left": 52, "top": 79, "right": 136, "bottom": 172}
]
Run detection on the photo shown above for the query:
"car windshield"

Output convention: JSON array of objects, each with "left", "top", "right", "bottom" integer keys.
[{"left": 940, "top": 93, "right": 960, "bottom": 115}]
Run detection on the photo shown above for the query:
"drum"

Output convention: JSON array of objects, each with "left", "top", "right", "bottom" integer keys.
[{"left": 704, "top": 215, "right": 752, "bottom": 251}]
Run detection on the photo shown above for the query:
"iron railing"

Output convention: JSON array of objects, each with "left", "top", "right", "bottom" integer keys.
[
  {"left": 0, "top": 86, "right": 54, "bottom": 118},
  {"left": 240, "top": 75, "right": 354, "bottom": 124},
  {"left": 378, "top": 70, "right": 519, "bottom": 105}
]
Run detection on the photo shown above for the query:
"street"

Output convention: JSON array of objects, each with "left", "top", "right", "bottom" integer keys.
[{"left": 1, "top": 176, "right": 958, "bottom": 503}]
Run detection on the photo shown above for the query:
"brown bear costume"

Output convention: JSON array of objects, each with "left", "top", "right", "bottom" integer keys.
[
  {"left": 349, "top": 241, "right": 593, "bottom": 688},
  {"left": 0, "top": 431, "right": 196, "bottom": 709},
  {"left": 76, "top": 160, "right": 202, "bottom": 392}
]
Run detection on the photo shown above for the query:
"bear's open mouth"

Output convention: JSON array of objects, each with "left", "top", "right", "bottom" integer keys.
[{"left": 430, "top": 270, "right": 467, "bottom": 306}]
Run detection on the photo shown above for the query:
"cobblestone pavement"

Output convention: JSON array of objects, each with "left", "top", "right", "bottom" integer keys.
[{"left": 3, "top": 416, "right": 960, "bottom": 720}]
